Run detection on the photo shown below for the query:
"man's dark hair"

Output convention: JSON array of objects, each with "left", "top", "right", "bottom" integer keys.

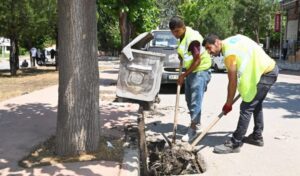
[
  {"left": 169, "top": 16, "right": 185, "bottom": 30},
  {"left": 202, "top": 34, "right": 220, "bottom": 46}
]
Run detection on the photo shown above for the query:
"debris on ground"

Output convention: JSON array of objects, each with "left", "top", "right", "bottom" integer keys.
[{"left": 147, "top": 140, "right": 206, "bottom": 175}]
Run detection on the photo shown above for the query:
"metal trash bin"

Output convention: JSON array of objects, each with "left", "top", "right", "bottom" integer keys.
[{"left": 116, "top": 32, "right": 166, "bottom": 102}]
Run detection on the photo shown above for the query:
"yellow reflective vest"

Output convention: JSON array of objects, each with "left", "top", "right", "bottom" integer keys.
[
  {"left": 177, "top": 27, "right": 211, "bottom": 72},
  {"left": 222, "top": 34, "right": 276, "bottom": 102}
]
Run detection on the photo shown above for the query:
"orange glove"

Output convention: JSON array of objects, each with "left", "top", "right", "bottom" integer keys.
[{"left": 222, "top": 103, "right": 232, "bottom": 115}]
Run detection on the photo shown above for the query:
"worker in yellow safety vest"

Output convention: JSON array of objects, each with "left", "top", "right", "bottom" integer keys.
[
  {"left": 169, "top": 16, "right": 212, "bottom": 142},
  {"left": 203, "top": 34, "right": 278, "bottom": 154}
]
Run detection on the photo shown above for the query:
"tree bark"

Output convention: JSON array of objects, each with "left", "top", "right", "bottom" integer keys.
[
  {"left": 9, "top": 0, "right": 18, "bottom": 76},
  {"left": 16, "top": 38, "right": 19, "bottom": 70},
  {"left": 119, "top": 9, "right": 130, "bottom": 48},
  {"left": 9, "top": 36, "right": 18, "bottom": 76},
  {"left": 56, "top": 0, "right": 100, "bottom": 156},
  {"left": 55, "top": 26, "right": 58, "bottom": 71}
]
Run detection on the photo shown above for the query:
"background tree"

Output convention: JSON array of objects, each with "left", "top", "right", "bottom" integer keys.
[
  {"left": 0, "top": 0, "right": 28, "bottom": 75},
  {"left": 157, "top": 0, "right": 184, "bottom": 29},
  {"left": 179, "top": 0, "right": 236, "bottom": 38},
  {"left": 97, "top": 1, "right": 121, "bottom": 53},
  {"left": 56, "top": 0, "right": 100, "bottom": 156},
  {"left": 0, "top": 0, "right": 57, "bottom": 75},
  {"left": 21, "top": 0, "right": 57, "bottom": 67},
  {"left": 97, "top": 0, "right": 160, "bottom": 48},
  {"left": 20, "top": 0, "right": 57, "bottom": 51},
  {"left": 232, "top": 0, "right": 277, "bottom": 43}
]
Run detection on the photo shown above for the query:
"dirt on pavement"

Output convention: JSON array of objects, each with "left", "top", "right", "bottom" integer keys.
[{"left": 19, "top": 136, "right": 124, "bottom": 168}]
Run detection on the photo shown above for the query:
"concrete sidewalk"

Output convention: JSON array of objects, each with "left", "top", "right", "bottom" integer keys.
[{"left": 0, "top": 64, "right": 140, "bottom": 176}]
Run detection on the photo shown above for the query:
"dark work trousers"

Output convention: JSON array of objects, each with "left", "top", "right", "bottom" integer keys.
[{"left": 232, "top": 65, "right": 279, "bottom": 144}]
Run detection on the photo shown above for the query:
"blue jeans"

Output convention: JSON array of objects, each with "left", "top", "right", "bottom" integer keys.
[{"left": 185, "top": 70, "right": 211, "bottom": 124}]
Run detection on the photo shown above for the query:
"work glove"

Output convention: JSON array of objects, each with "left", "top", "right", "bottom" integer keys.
[{"left": 222, "top": 103, "right": 232, "bottom": 115}]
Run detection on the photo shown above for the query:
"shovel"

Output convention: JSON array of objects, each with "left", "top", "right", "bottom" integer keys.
[
  {"left": 187, "top": 94, "right": 241, "bottom": 151},
  {"left": 171, "top": 61, "right": 183, "bottom": 144},
  {"left": 152, "top": 95, "right": 241, "bottom": 175}
]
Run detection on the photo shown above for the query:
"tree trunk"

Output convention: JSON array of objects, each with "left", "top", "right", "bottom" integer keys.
[
  {"left": 119, "top": 10, "right": 130, "bottom": 48},
  {"left": 9, "top": 36, "right": 18, "bottom": 76},
  {"left": 56, "top": 0, "right": 100, "bottom": 156},
  {"left": 256, "top": 31, "right": 260, "bottom": 44},
  {"left": 55, "top": 27, "right": 59, "bottom": 71},
  {"left": 9, "top": 0, "right": 18, "bottom": 76},
  {"left": 16, "top": 38, "right": 19, "bottom": 70}
]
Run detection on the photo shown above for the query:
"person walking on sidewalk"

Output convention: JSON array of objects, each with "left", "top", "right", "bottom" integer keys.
[
  {"left": 203, "top": 34, "right": 278, "bottom": 154},
  {"left": 30, "top": 47, "right": 37, "bottom": 67},
  {"left": 169, "top": 16, "right": 212, "bottom": 142}
]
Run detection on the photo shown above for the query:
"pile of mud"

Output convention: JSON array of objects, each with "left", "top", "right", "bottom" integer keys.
[{"left": 147, "top": 140, "right": 206, "bottom": 175}]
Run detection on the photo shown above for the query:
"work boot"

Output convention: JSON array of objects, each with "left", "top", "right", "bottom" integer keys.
[
  {"left": 243, "top": 134, "right": 264, "bottom": 147},
  {"left": 181, "top": 124, "right": 202, "bottom": 142},
  {"left": 213, "top": 138, "right": 241, "bottom": 154}
]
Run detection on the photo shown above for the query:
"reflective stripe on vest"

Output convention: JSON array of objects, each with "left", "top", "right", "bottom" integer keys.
[
  {"left": 177, "top": 27, "right": 211, "bottom": 72},
  {"left": 222, "top": 34, "right": 275, "bottom": 102}
]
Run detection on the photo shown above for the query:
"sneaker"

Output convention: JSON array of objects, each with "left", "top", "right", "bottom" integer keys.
[
  {"left": 182, "top": 125, "right": 202, "bottom": 142},
  {"left": 195, "top": 124, "right": 202, "bottom": 134},
  {"left": 181, "top": 128, "right": 195, "bottom": 142},
  {"left": 243, "top": 134, "right": 264, "bottom": 147},
  {"left": 213, "top": 139, "right": 241, "bottom": 154}
]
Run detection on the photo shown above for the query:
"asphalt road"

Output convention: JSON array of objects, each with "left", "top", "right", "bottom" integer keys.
[{"left": 145, "top": 71, "right": 300, "bottom": 176}]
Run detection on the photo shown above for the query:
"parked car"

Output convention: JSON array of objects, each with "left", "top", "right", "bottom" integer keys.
[
  {"left": 146, "top": 30, "right": 182, "bottom": 84},
  {"left": 211, "top": 54, "right": 226, "bottom": 72}
]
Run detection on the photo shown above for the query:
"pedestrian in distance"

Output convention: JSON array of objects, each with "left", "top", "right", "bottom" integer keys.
[
  {"left": 30, "top": 47, "right": 37, "bottom": 67},
  {"left": 203, "top": 34, "right": 278, "bottom": 154},
  {"left": 21, "top": 59, "right": 28, "bottom": 68},
  {"left": 50, "top": 49, "right": 56, "bottom": 59},
  {"left": 169, "top": 16, "right": 212, "bottom": 142}
]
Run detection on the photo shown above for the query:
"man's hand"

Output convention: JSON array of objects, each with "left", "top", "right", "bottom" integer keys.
[
  {"left": 222, "top": 103, "right": 232, "bottom": 115},
  {"left": 177, "top": 74, "right": 185, "bottom": 86}
]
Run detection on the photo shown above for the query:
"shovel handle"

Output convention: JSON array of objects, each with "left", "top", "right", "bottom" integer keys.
[
  {"left": 172, "top": 62, "right": 183, "bottom": 144},
  {"left": 191, "top": 94, "right": 241, "bottom": 147}
]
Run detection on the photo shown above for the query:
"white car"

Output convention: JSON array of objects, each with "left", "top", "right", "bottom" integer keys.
[{"left": 212, "top": 54, "right": 226, "bottom": 72}]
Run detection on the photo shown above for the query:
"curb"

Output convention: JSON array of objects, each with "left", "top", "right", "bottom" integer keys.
[
  {"left": 119, "top": 103, "right": 140, "bottom": 176},
  {"left": 120, "top": 148, "right": 140, "bottom": 176}
]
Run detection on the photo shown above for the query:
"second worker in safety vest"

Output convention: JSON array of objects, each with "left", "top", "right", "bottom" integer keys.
[
  {"left": 169, "top": 16, "right": 212, "bottom": 142},
  {"left": 203, "top": 34, "right": 278, "bottom": 154}
]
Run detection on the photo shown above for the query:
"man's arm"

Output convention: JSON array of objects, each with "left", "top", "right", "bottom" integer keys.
[
  {"left": 177, "top": 41, "right": 201, "bottom": 85},
  {"left": 226, "top": 64, "right": 237, "bottom": 105},
  {"left": 222, "top": 55, "right": 237, "bottom": 114}
]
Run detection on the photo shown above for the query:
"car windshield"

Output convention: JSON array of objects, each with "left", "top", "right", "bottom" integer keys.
[{"left": 150, "top": 31, "right": 178, "bottom": 48}]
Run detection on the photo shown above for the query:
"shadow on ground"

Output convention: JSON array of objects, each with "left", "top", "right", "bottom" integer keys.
[
  {"left": 145, "top": 119, "right": 233, "bottom": 148},
  {"left": 0, "top": 68, "right": 57, "bottom": 77},
  {"left": 264, "top": 81, "right": 300, "bottom": 118},
  {"left": 0, "top": 103, "right": 57, "bottom": 172},
  {"left": 159, "top": 84, "right": 185, "bottom": 94},
  {"left": 0, "top": 102, "right": 134, "bottom": 175}
]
